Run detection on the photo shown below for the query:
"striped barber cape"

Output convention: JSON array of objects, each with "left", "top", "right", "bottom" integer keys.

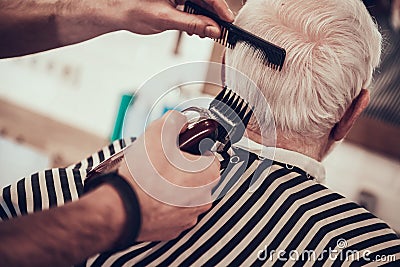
[{"left": 1, "top": 138, "right": 399, "bottom": 266}]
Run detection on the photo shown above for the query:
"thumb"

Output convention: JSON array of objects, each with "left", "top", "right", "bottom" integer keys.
[{"left": 166, "top": 9, "right": 221, "bottom": 38}]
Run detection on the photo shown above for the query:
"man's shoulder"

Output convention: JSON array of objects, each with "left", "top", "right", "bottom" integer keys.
[
  {"left": 265, "top": 161, "right": 400, "bottom": 261},
  {"left": 264, "top": 159, "right": 397, "bottom": 232}
]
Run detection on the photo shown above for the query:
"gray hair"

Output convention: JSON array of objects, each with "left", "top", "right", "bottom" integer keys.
[{"left": 225, "top": 0, "right": 382, "bottom": 139}]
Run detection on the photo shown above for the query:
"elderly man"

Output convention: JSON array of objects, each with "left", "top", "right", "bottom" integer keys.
[{"left": 2, "top": 0, "right": 400, "bottom": 266}]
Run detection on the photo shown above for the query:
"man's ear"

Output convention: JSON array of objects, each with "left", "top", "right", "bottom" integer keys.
[{"left": 331, "top": 89, "right": 370, "bottom": 141}]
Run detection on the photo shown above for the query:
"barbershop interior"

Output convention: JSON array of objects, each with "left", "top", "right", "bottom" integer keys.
[{"left": 0, "top": 0, "right": 399, "bottom": 255}]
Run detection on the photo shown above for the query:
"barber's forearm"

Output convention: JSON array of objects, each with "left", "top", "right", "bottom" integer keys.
[
  {"left": 0, "top": 0, "right": 118, "bottom": 58},
  {"left": 0, "top": 184, "right": 126, "bottom": 267}
]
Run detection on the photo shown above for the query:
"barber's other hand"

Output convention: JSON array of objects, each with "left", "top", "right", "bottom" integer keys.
[
  {"left": 118, "top": 111, "right": 221, "bottom": 241},
  {"left": 104, "top": 0, "right": 234, "bottom": 38}
]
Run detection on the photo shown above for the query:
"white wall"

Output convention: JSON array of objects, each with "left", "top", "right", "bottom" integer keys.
[
  {"left": 0, "top": 137, "right": 50, "bottom": 188},
  {"left": 0, "top": 30, "right": 214, "bottom": 185},
  {"left": 0, "top": 30, "right": 214, "bottom": 139},
  {"left": 324, "top": 142, "right": 400, "bottom": 233}
]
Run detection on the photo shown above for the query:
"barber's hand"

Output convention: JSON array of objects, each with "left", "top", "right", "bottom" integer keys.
[
  {"left": 118, "top": 111, "right": 220, "bottom": 241},
  {"left": 106, "top": 0, "right": 234, "bottom": 38}
]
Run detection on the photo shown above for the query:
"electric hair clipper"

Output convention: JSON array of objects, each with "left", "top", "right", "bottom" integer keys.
[
  {"left": 86, "top": 87, "right": 252, "bottom": 178},
  {"left": 179, "top": 86, "right": 253, "bottom": 157}
]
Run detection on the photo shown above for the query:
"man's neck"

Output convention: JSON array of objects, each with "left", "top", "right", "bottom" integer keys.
[{"left": 244, "top": 128, "right": 328, "bottom": 162}]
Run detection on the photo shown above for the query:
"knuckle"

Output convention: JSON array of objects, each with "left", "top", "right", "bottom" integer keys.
[
  {"left": 207, "top": 158, "right": 221, "bottom": 178},
  {"left": 163, "top": 110, "right": 176, "bottom": 118},
  {"left": 172, "top": 231, "right": 181, "bottom": 239},
  {"left": 187, "top": 19, "right": 199, "bottom": 34},
  {"left": 164, "top": 110, "right": 185, "bottom": 123},
  {"left": 156, "top": 9, "right": 170, "bottom": 23},
  {"left": 213, "top": 158, "right": 221, "bottom": 170},
  {"left": 200, "top": 203, "right": 212, "bottom": 212},
  {"left": 165, "top": 232, "right": 180, "bottom": 240},
  {"left": 186, "top": 218, "right": 198, "bottom": 228}
]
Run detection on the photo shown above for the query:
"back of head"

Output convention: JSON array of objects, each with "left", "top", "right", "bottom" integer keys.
[{"left": 225, "top": 0, "right": 382, "bottom": 140}]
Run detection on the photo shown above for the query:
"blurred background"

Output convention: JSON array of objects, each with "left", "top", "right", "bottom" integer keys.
[{"left": 0, "top": 0, "right": 399, "bottom": 232}]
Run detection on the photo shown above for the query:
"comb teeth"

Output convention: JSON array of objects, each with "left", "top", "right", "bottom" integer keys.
[
  {"left": 214, "top": 86, "right": 227, "bottom": 101},
  {"left": 234, "top": 98, "right": 244, "bottom": 114},
  {"left": 209, "top": 87, "right": 253, "bottom": 149},
  {"left": 237, "top": 103, "right": 248, "bottom": 121},
  {"left": 230, "top": 96, "right": 240, "bottom": 113},
  {"left": 221, "top": 89, "right": 232, "bottom": 104},
  {"left": 242, "top": 108, "right": 253, "bottom": 126},
  {"left": 210, "top": 87, "right": 253, "bottom": 131},
  {"left": 184, "top": 1, "right": 286, "bottom": 71}
]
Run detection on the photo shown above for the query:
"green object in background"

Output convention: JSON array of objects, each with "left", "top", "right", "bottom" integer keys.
[{"left": 111, "top": 94, "right": 135, "bottom": 141}]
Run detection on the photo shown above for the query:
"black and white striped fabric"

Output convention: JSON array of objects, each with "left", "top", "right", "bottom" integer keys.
[{"left": 1, "top": 138, "right": 399, "bottom": 266}]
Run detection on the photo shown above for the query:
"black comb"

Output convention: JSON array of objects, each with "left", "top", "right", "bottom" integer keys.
[{"left": 184, "top": 1, "right": 286, "bottom": 71}]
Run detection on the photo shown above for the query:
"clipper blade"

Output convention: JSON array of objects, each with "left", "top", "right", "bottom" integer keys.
[
  {"left": 179, "top": 86, "right": 253, "bottom": 156},
  {"left": 209, "top": 86, "right": 253, "bottom": 152}
]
